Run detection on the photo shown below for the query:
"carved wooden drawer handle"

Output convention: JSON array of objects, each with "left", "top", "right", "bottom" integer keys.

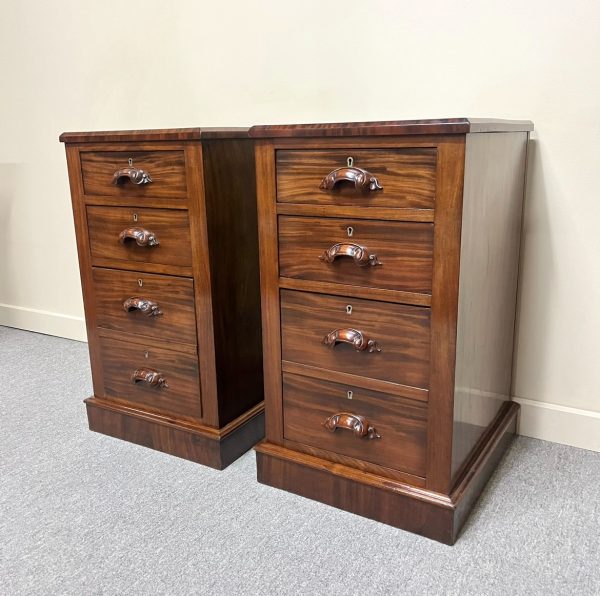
[
  {"left": 323, "top": 412, "right": 381, "bottom": 440},
  {"left": 112, "top": 167, "right": 152, "bottom": 186},
  {"left": 118, "top": 227, "right": 159, "bottom": 247},
  {"left": 319, "top": 166, "right": 382, "bottom": 192},
  {"left": 319, "top": 243, "right": 381, "bottom": 267},
  {"left": 132, "top": 368, "right": 168, "bottom": 388},
  {"left": 322, "top": 328, "right": 381, "bottom": 353},
  {"left": 122, "top": 297, "right": 163, "bottom": 316}
]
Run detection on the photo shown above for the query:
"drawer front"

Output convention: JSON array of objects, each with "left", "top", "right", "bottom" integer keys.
[
  {"left": 87, "top": 206, "right": 192, "bottom": 269},
  {"left": 281, "top": 290, "right": 431, "bottom": 389},
  {"left": 99, "top": 336, "right": 201, "bottom": 419},
  {"left": 80, "top": 150, "right": 187, "bottom": 199},
  {"left": 93, "top": 268, "right": 197, "bottom": 345},
  {"left": 283, "top": 373, "right": 427, "bottom": 476},
  {"left": 279, "top": 216, "right": 433, "bottom": 294},
  {"left": 276, "top": 148, "right": 436, "bottom": 209}
]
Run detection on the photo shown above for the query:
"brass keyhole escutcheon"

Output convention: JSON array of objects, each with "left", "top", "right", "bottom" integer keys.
[
  {"left": 346, "top": 305, "right": 352, "bottom": 315},
  {"left": 128, "top": 157, "right": 134, "bottom": 166},
  {"left": 144, "top": 351, "right": 149, "bottom": 359},
  {"left": 347, "top": 390, "right": 353, "bottom": 400},
  {"left": 138, "top": 279, "right": 143, "bottom": 287},
  {"left": 347, "top": 226, "right": 354, "bottom": 237},
  {"left": 133, "top": 213, "right": 138, "bottom": 222},
  {"left": 347, "top": 156, "right": 354, "bottom": 167}
]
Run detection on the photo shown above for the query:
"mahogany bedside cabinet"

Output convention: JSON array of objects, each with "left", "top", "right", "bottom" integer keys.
[
  {"left": 60, "top": 128, "right": 264, "bottom": 469},
  {"left": 250, "top": 118, "right": 533, "bottom": 543}
]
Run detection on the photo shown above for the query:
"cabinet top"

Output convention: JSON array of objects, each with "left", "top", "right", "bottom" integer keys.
[
  {"left": 59, "top": 127, "right": 250, "bottom": 143},
  {"left": 249, "top": 118, "right": 533, "bottom": 138}
]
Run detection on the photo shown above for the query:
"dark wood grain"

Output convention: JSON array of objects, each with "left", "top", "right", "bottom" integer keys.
[
  {"left": 60, "top": 128, "right": 250, "bottom": 143},
  {"left": 282, "top": 373, "right": 427, "bottom": 476},
  {"left": 99, "top": 336, "right": 202, "bottom": 419},
  {"left": 92, "top": 268, "right": 197, "bottom": 345},
  {"left": 202, "top": 139, "right": 264, "bottom": 426},
  {"left": 280, "top": 290, "right": 431, "bottom": 388},
  {"left": 87, "top": 206, "right": 192, "bottom": 270},
  {"left": 250, "top": 118, "right": 533, "bottom": 138},
  {"left": 81, "top": 150, "right": 187, "bottom": 199},
  {"left": 86, "top": 398, "right": 265, "bottom": 470},
  {"left": 279, "top": 216, "right": 433, "bottom": 294},
  {"left": 276, "top": 148, "right": 436, "bottom": 209},
  {"left": 451, "top": 132, "right": 529, "bottom": 481}
]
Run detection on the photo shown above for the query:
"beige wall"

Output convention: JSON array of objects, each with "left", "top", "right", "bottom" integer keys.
[{"left": 1, "top": 0, "right": 599, "bottom": 450}]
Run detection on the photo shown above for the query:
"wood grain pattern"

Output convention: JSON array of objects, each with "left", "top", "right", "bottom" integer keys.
[
  {"left": 282, "top": 373, "right": 427, "bottom": 476},
  {"left": 425, "top": 137, "right": 466, "bottom": 494},
  {"left": 81, "top": 150, "right": 187, "bottom": 199},
  {"left": 279, "top": 216, "right": 433, "bottom": 294},
  {"left": 87, "top": 206, "right": 192, "bottom": 270},
  {"left": 276, "top": 148, "right": 436, "bottom": 209},
  {"left": 202, "top": 139, "right": 264, "bottom": 426},
  {"left": 99, "top": 336, "right": 201, "bottom": 419},
  {"left": 281, "top": 290, "right": 431, "bottom": 389},
  {"left": 451, "top": 132, "right": 528, "bottom": 481},
  {"left": 60, "top": 128, "right": 250, "bottom": 143},
  {"left": 250, "top": 118, "right": 534, "bottom": 138},
  {"left": 92, "top": 268, "right": 197, "bottom": 345}
]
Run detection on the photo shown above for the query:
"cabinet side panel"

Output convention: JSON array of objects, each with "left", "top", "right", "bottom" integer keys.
[
  {"left": 451, "top": 132, "right": 528, "bottom": 481},
  {"left": 202, "top": 139, "right": 264, "bottom": 427}
]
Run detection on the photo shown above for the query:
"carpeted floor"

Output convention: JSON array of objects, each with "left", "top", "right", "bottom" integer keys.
[{"left": 0, "top": 325, "right": 599, "bottom": 595}]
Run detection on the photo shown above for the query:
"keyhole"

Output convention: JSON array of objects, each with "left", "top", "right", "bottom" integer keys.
[
  {"left": 133, "top": 213, "right": 138, "bottom": 222},
  {"left": 346, "top": 305, "right": 352, "bottom": 315},
  {"left": 144, "top": 351, "right": 149, "bottom": 359},
  {"left": 347, "top": 390, "right": 353, "bottom": 400},
  {"left": 128, "top": 157, "right": 133, "bottom": 166},
  {"left": 347, "top": 226, "right": 354, "bottom": 237},
  {"left": 138, "top": 279, "right": 143, "bottom": 287},
  {"left": 347, "top": 156, "right": 354, "bottom": 167}
]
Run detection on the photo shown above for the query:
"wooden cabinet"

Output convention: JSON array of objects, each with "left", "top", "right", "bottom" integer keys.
[
  {"left": 61, "top": 128, "right": 264, "bottom": 469},
  {"left": 251, "top": 117, "right": 533, "bottom": 543}
]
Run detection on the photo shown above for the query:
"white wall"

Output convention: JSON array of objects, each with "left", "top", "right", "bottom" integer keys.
[{"left": 1, "top": 0, "right": 599, "bottom": 451}]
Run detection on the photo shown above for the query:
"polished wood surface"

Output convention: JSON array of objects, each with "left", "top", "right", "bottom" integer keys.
[
  {"left": 276, "top": 148, "right": 436, "bottom": 209},
  {"left": 81, "top": 150, "right": 187, "bottom": 198},
  {"left": 92, "top": 268, "right": 197, "bottom": 345},
  {"left": 254, "top": 119, "right": 531, "bottom": 542},
  {"left": 61, "top": 128, "right": 264, "bottom": 469},
  {"left": 278, "top": 216, "right": 433, "bottom": 294},
  {"left": 202, "top": 139, "right": 264, "bottom": 426},
  {"left": 451, "top": 132, "right": 528, "bottom": 480},
  {"left": 87, "top": 206, "right": 192, "bottom": 270},
  {"left": 281, "top": 290, "right": 430, "bottom": 388},
  {"left": 60, "top": 127, "right": 249, "bottom": 143},
  {"left": 282, "top": 373, "right": 427, "bottom": 476},
  {"left": 250, "top": 117, "right": 534, "bottom": 138},
  {"left": 99, "top": 336, "right": 201, "bottom": 419}
]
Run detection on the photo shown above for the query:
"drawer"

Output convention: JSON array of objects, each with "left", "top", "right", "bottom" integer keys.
[
  {"left": 87, "top": 206, "right": 192, "bottom": 270},
  {"left": 283, "top": 373, "right": 427, "bottom": 477},
  {"left": 80, "top": 150, "right": 187, "bottom": 199},
  {"left": 276, "top": 148, "right": 436, "bottom": 209},
  {"left": 279, "top": 216, "right": 433, "bottom": 294},
  {"left": 99, "top": 336, "right": 201, "bottom": 419},
  {"left": 281, "top": 290, "right": 430, "bottom": 389},
  {"left": 93, "top": 268, "right": 197, "bottom": 345}
]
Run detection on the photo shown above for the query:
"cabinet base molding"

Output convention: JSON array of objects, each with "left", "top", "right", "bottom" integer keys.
[
  {"left": 256, "top": 401, "right": 518, "bottom": 544},
  {"left": 85, "top": 397, "right": 265, "bottom": 470}
]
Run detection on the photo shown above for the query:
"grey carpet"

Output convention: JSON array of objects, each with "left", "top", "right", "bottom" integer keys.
[{"left": 0, "top": 326, "right": 599, "bottom": 596}]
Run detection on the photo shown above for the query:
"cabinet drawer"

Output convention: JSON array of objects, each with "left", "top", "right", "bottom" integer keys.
[
  {"left": 279, "top": 216, "right": 433, "bottom": 294},
  {"left": 87, "top": 206, "right": 192, "bottom": 271},
  {"left": 283, "top": 373, "right": 427, "bottom": 477},
  {"left": 93, "top": 268, "right": 197, "bottom": 345},
  {"left": 99, "top": 336, "right": 201, "bottom": 419},
  {"left": 276, "top": 148, "right": 436, "bottom": 210},
  {"left": 80, "top": 150, "right": 187, "bottom": 199},
  {"left": 281, "top": 290, "right": 430, "bottom": 389}
]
